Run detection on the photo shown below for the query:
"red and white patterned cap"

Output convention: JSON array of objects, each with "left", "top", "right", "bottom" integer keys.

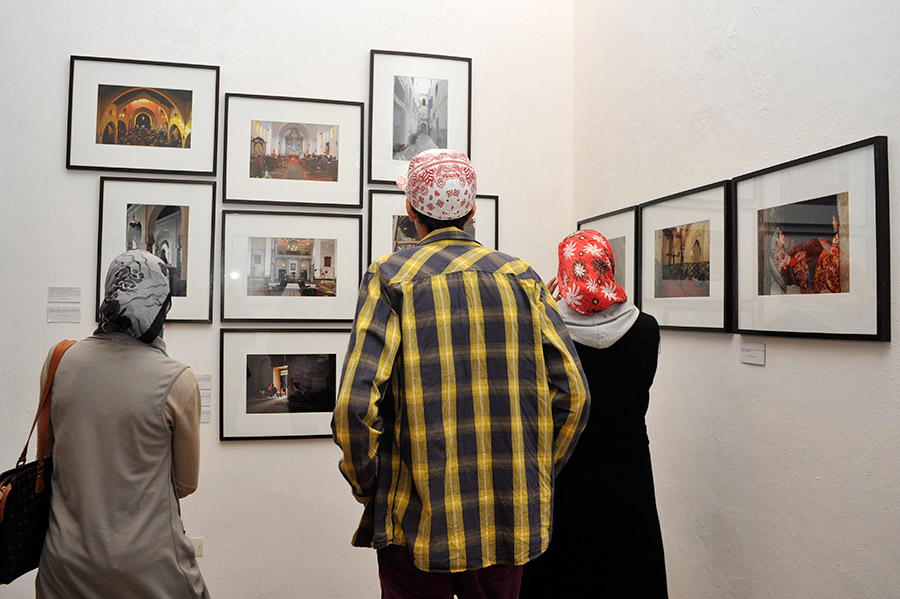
[
  {"left": 557, "top": 229, "right": 627, "bottom": 314},
  {"left": 396, "top": 149, "right": 477, "bottom": 220}
]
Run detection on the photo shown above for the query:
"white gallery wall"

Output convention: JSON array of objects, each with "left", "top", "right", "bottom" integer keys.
[
  {"left": 4, "top": 1, "right": 900, "bottom": 598},
  {"left": 573, "top": 1, "right": 900, "bottom": 598},
  {"left": 0, "top": 2, "right": 574, "bottom": 598}
]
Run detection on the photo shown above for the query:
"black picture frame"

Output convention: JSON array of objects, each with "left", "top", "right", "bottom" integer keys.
[
  {"left": 636, "top": 181, "right": 732, "bottom": 332},
  {"left": 220, "top": 210, "right": 363, "bottom": 322},
  {"left": 219, "top": 328, "right": 351, "bottom": 440},
  {"left": 367, "top": 190, "right": 498, "bottom": 263},
  {"left": 732, "top": 136, "right": 890, "bottom": 340},
  {"left": 223, "top": 93, "right": 364, "bottom": 208},
  {"left": 67, "top": 55, "right": 219, "bottom": 175},
  {"left": 97, "top": 177, "right": 216, "bottom": 323},
  {"left": 368, "top": 50, "right": 472, "bottom": 185},
  {"left": 577, "top": 206, "right": 639, "bottom": 307}
]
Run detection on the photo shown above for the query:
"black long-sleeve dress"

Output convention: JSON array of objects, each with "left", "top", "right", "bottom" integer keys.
[{"left": 521, "top": 311, "right": 668, "bottom": 598}]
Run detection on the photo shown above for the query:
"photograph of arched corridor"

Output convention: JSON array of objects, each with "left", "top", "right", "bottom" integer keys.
[{"left": 392, "top": 75, "right": 448, "bottom": 160}]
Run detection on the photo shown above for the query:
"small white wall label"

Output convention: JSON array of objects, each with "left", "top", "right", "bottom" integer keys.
[
  {"left": 48, "top": 287, "right": 81, "bottom": 303},
  {"left": 740, "top": 343, "right": 766, "bottom": 366},
  {"left": 47, "top": 306, "right": 81, "bottom": 323}
]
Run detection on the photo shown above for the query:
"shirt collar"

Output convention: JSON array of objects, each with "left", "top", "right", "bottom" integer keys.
[{"left": 418, "top": 227, "right": 483, "bottom": 247}]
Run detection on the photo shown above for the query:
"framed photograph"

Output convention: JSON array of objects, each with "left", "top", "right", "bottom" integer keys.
[
  {"left": 220, "top": 329, "right": 350, "bottom": 440},
  {"left": 221, "top": 211, "right": 362, "bottom": 322},
  {"left": 67, "top": 56, "right": 219, "bottom": 175},
  {"left": 223, "top": 93, "right": 364, "bottom": 207},
  {"left": 577, "top": 206, "right": 638, "bottom": 305},
  {"left": 638, "top": 182, "right": 731, "bottom": 331},
  {"left": 367, "top": 190, "right": 497, "bottom": 263},
  {"left": 98, "top": 177, "right": 215, "bottom": 322},
  {"left": 734, "top": 136, "right": 890, "bottom": 340},
  {"left": 368, "top": 50, "right": 472, "bottom": 184}
]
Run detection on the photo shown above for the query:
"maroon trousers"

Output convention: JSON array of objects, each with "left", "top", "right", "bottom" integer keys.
[{"left": 377, "top": 545, "right": 523, "bottom": 599}]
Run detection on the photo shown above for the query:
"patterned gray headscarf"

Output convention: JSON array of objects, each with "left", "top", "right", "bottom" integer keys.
[{"left": 95, "top": 250, "right": 171, "bottom": 351}]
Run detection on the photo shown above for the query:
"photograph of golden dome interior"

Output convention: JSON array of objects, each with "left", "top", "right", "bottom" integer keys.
[{"left": 96, "top": 84, "right": 192, "bottom": 148}]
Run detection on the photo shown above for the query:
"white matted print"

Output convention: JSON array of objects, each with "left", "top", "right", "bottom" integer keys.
[
  {"left": 221, "top": 211, "right": 361, "bottom": 322},
  {"left": 369, "top": 50, "right": 471, "bottom": 184},
  {"left": 578, "top": 207, "right": 637, "bottom": 304},
  {"left": 639, "top": 182, "right": 729, "bottom": 331},
  {"left": 220, "top": 329, "right": 350, "bottom": 439},
  {"left": 224, "top": 94, "right": 363, "bottom": 207},
  {"left": 734, "top": 137, "right": 889, "bottom": 340},
  {"left": 67, "top": 56, "right": 219, "bottom": 174},
  {"left": 367, "top": 190, "right": 497, "bottom": 263},
  {"left": 98, "top": 177, "right": 215, "bottom": 322}
]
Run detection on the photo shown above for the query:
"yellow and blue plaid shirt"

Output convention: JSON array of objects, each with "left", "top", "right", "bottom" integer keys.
[{"left": 332, "top": 227, "right": 589, "bottom": 573}]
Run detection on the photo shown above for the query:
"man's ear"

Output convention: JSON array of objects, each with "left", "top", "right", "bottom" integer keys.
[{"left": 405, "top": 197, "right": 417, "bottom": 221}]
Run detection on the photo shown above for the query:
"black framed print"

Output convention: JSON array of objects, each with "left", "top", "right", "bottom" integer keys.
[
  {"left": 577, "top": 206, "right": 638, "bottom": 306},
  {"left": 221, "top": 210, "right": 362, "bottom": 322},
  {"left": 67, "top": 56, "right": 219, "bottom": 175},
  {"left": 98, "top": 177, "right": 215, "bottom": 322},
  {"left": 638, "top": 182, "right": 731, "bottom": 331},
  {"left": 733, "top": 136, "right": 890, "bottom": 340},
  {"left": 368, "top": 50, "right": 472, "bottom": 184},
  {"left": 220, "top": 328, "right": 350, "bottom": 440},
  {"left": 367, "top": 190, "right": 497, "bottom": 263},
  {"left": 223, "top": 93, "right": 364, "bottom": 207}
]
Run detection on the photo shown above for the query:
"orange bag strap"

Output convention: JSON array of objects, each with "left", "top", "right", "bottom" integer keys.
[{"left": 17, "top": 340, "right": 77, "bottom": 472}]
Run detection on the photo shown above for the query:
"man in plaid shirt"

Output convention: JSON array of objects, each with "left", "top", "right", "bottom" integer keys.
[{"left": 333, "top": 149, "right": 589, "bottom": 599}]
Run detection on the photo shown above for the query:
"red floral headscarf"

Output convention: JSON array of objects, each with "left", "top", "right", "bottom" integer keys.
[{"left": 557, "top": 229, "right": 626, "bottom": 314}]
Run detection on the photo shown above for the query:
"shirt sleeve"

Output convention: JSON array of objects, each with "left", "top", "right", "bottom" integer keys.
[
  {"left": 536, "top": 285, "right": 591, "bottom": 474},
  {"left": 165, "top": 367, "right": 202, "bottom": 499},
  {"left": 332, "top": 267, "right": 401, "bottom": 503}
]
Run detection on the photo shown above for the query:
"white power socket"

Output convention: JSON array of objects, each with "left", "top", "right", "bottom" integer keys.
[{"left": 190, "top": 537, "right": 204, "bottom": 557}]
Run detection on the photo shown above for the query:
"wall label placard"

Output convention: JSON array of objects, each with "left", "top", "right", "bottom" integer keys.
[
  {"left": 740, "top": 343, "right": 766, "bottom": 366},
  {"left": 48, "top": 287, "right": 81, "bottom": 303},
  {"left": 48, "top": 306, "right": 81, "bottom": 323}
]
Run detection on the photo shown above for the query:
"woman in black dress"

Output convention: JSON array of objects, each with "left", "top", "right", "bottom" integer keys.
[{"left": 521, "top": 229, "right": 668, "bottom": 598}]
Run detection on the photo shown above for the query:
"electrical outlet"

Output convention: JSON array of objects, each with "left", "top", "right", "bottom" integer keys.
[{"left": 190, "top": 537, "right": 204, "bottom": 557}]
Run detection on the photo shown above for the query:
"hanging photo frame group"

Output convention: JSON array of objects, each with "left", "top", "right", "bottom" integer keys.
[
  {"left": 733, "top": 136, "right": 890, "bottom": 340},
  {"left": 368, "top": 50, "right": 472, "bottom": 185},
  {"left": 575, "top": 137, "right": 889, "bottom": 340},
  {"left": 223, "top": 93, "right": 364, "bottom": 207},
  {"left": 67, "top": 56, "right": 219, "bottom": 175}
]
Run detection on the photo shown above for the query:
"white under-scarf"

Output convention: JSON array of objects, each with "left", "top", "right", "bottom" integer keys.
[{"left": 556, "top": 300, "right": 640, "bottom": 350}]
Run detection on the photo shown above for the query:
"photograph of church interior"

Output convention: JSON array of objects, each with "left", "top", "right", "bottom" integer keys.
[
  {"left": 96, "top": 85, "right": 192, "bottom": 148},
  {"left": 246, "top": 237, "right": 337, "bottom": 297},
  {"left": 3, "top": 2, "right": 899, "bottom": 598},
  {"left": 249, "top": 121, "right": 339, "bottom": 181},
  {"left": 126, "top": 203, "right": 189, "bottom": 296},
  {"left": 245, "top": 352, "right": 337, "bottom": 414}
]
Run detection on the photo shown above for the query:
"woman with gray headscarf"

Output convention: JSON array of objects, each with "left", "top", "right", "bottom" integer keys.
[{"left": 36, "top": 251, "right": 209, "bottom": 598}]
